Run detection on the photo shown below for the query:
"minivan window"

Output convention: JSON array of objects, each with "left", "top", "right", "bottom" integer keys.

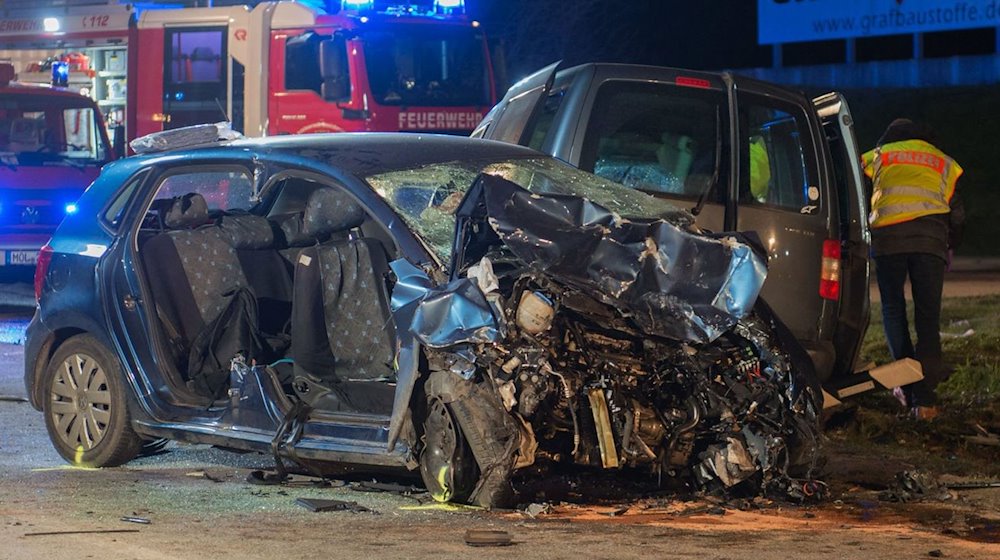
[
  {"left": 579, "top": 81, "right": 727, "bottom": 201},
  {"left": 739, "top": 98, "right": 818, "bottom": 212},
  {"left": 524, "top": 89, "right": 566, "bottom": 151},
  {"left": 152, "top": 169, "right": 253, "bottom": 212}
]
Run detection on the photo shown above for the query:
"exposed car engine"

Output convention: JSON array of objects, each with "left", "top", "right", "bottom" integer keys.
[{"left": 438, "top": 260, "right": 821, "bottom": 501}]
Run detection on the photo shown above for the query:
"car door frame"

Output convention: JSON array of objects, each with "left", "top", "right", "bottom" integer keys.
[{"left": 813, "top": 92, "right": 871, "bottom": 380}]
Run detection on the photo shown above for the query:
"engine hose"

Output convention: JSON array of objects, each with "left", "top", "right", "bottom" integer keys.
[{"left": 548, "top": 368, "right": 580, "bottom": 458}]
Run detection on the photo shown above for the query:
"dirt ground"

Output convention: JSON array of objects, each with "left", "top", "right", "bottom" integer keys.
[{"left": 2, "top": 339, "right": 999, "bottom": 560}]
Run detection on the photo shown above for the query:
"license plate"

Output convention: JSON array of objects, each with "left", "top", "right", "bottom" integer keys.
[{"left": 4, "top": 250, "right": 39, "bottom": 266}]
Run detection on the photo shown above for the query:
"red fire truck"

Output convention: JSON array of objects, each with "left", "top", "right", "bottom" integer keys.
[{"left": 0, "top": 0, "right": 496, "bottom": 145}]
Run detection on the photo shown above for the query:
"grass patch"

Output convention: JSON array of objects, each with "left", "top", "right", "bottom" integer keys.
[{"left": 861, "top": 294, "right": 1000, "bottom": 401}]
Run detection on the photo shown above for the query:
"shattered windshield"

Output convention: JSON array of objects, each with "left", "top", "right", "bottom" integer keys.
[
  {"left": 366, "top": 157, "right": 693, "bottom": 263},
  {"left": 361, "top": 25, "right": 489, "bottom": 107},
  {"left": 0, "top": 95, "right": 109, "bottom": 166}
]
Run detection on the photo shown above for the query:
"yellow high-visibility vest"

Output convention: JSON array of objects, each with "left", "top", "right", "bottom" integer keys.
[{"left": 862, "top": 139, "right": 962, "bottom": 228}]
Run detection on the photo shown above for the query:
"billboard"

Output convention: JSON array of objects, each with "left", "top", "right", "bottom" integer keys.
[{"left": 759, "top": 0, "right": 1000, "bottom": 44}]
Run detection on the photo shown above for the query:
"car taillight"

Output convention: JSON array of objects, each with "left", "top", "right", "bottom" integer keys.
[
  {"left": 819, "top": 239, "right": 841, "bottom": 301},
  {"left": 34, "top": 244, "right": 54, "bottom": 303}
]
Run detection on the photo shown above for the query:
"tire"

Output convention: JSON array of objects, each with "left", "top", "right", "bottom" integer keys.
[
  {"left": 42, "top": 334, "right": 143, "bottom": 467},
  {"left": 419, "top": 397, "right": 479, "bottom": 503}
]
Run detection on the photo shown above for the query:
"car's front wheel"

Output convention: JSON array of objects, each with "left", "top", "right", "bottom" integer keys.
[
  {"left": 42, "top": 334, "right": 143, "bottom": 467},
  {"left": 419, "top": 397, "right": 479, "bottom": 503}
]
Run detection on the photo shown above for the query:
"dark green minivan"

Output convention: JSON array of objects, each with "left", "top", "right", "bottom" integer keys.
[{"left": 474, "top": 63, "right": 871, "bottom": 383}]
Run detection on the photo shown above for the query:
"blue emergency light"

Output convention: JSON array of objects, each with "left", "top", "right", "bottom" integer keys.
[
  {"left": 51, "top": 61, "right": 69, "bottom": 87},
  {"left": 434, "top": 0, "right": 464, "bottom": 14},
  {"left": 341, "top": 0, "right": 375, "bottom": 10}
]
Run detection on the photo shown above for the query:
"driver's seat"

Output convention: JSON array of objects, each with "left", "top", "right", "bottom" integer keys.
[{"left": 289, "top": 188, "right": 397, "bottom": 413}]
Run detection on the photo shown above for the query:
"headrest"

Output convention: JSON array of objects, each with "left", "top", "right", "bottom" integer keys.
[
  {"left": 217, "top": 214, "right": 274, "bottom": 250},
  {"left": 163, "top": 193, "right": 209, "bottom": 228},
  {"left": 302, "top": 188, "right": 366, "bottom": 240},
  {"left": 273, "top": 212, "right": 315, "bottom": 248}
]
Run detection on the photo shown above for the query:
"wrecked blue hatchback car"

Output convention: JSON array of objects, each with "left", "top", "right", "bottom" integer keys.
[{"left": 25, "top": 131, "right": 821, "bottom": 506}]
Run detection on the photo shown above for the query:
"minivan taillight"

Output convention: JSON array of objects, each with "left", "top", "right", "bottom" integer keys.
[
  {"left": 819, "top": 239, "right": 841, "bottom": 301},
  {"left": 34, "top": 244, "right": 54, "bottom": 303}
]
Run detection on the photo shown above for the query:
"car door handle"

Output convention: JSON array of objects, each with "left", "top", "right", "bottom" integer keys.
[{"left": 123, "top": 294, "right": 141, "bottom": 311}]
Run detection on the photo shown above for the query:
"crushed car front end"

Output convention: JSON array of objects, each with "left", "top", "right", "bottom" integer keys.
[{"left": 372, "top": 156, "right": 824, "bottom": 505}]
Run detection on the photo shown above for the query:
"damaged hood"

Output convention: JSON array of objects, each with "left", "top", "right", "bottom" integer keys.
[{"left": 456, "top": 174, "right": 768, "bottom": 343}]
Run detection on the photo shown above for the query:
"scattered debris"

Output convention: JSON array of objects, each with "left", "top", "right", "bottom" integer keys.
[
  {"left": 674, "top": 504, "right": 727, "bottom": 517},
  {"left": 601, "top": 506, "right": 630, "bottom": 517},
  {"left": 0, "top": 395, "right": 29, "bottom": 403},
  {"left": 879, "top": 471, "right": 953, "bottom": 502},
  {"left": 464, "top": 529, "right": 513, "bottom": 547},
  {"left": 24, "top": 529, "right": 141, "bottom": 537},
  {"left": 120, "top": 516, "right": 151, "bottom": 524},
  {"left": 185, "top": 470, "right": 224, "bottom": 483},
  {"left": 942, "top": 480, "right": 1000, "bottom": 490},
  {"left": 964, "top": 435, "right": 1000, "bottom": 447},
  {"left": 522, "top": 503, "right": 552, "bottom": 518},
  {"left": 928, "top": 550, "right": 944, "bottom": 558},
  {"left": 246, "top": 470, "right": 336, "bottom": 487},
  {"left": 294, "top": 498, "right": 376, "bottom": 514},
  {"left": 351, "top": 480, "right": 425, "bottom": 495},
  {"left": 940, "top": 329, "right": 975, "bottom": 339}
]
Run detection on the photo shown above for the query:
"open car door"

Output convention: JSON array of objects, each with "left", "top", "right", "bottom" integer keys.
[
  {"left": 814, "top": 92, "right": 871, "bottom": 380},
  {"left": 471, "top": 61, "right": 559, "bottom": 143}
]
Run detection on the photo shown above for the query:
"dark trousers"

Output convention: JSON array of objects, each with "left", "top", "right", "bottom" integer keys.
[{"left": 874, "top": 253, "right": 946, "bottom": 406}]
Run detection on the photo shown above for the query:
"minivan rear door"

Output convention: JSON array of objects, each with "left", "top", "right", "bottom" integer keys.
[{"left": 813, "top": 92, "right": 871, "bottom": 379}]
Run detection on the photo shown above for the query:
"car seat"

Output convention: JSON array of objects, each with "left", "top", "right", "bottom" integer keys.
[{"left": 289, "top": 188, "right": 397, "bottom": 414}]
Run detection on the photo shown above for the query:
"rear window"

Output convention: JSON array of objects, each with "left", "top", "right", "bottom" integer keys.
[
  {"left": 152, "top": 168, "right": 254, "bottom": 213},
  {"left": 579, "top": 81, "right": 728, "bottom": 202}
]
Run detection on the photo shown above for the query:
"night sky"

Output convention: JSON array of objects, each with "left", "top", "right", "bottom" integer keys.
[{"left": 469, "top": 0, "right": 771, "bottom": 81}]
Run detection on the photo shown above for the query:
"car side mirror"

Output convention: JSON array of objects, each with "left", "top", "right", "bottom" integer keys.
[{"left": 319, "top": 37, "right": 350, "bottom": 102}]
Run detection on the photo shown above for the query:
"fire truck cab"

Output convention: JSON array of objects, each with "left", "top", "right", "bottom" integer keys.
[
  {"left": 0, "top": 1, "right": 494, "bottom": 145},
  {"left": 136, "top": 0, "right": 495, "bottom": 139}
]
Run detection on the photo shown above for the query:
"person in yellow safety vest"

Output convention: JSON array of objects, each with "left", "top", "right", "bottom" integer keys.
[
  {"left": 862, "top": 118, "right": 965, "bottom": 421},
  {"left": 749, "top": 135, "right": 771, "bottom": 203}
]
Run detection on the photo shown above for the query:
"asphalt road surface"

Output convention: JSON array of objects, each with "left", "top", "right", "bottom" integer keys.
[{"left": 2, "top": 281, "right": 999, "bottom": 558}]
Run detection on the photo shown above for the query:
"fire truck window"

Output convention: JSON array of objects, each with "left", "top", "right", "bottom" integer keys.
[
  {"left": 362, "top": 26, "right": 488, "bottom": 107},
  {"left": 163, "top": 28, "right": 228, "bottom": 130},
  {"left": 579, "top": 81, "right": 729, "bottom": 201},
  {"left": 0, "top": 99, "right": 108, "bottom": 163},
  {"left": 285, "top": 32, "right": 326, "bottom": 95}
]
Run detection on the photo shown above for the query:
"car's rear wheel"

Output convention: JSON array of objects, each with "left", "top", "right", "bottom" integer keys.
[
  {"left": 419, "top": 397, "right": 478, "bottom": 503},
  {"left": 42, "top": 334, "right": 143, "bottom": 467}
]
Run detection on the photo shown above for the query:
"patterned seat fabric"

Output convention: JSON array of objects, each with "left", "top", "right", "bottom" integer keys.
[
  {"left": 291, "top": 188, "right": 396, "bottom": 385},
  {"left": 144, "top": 196, "right": 285, "bottom": 383}
]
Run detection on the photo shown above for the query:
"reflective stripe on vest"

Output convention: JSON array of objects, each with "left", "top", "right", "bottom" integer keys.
[{"left": 862, "top": 140, "right": 962, "bottom": 228}]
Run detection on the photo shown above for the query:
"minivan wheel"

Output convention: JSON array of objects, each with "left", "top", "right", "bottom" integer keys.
[
  {"left": 42, "top": 334, "right": 143, "bottom": 467},
  {"left": 419, "top": 397, "right": 478, "bottom": 503}
]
